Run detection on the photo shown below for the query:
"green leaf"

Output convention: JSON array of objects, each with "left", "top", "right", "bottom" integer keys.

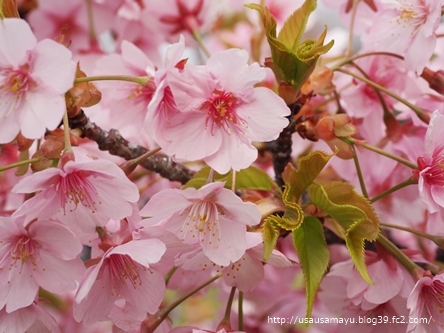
[
  {"left": 292, "top": 216, "right": 329, "bottom": 318},
  {"left": 308, "top": 182, "right": 380, "bottom": 284},
  {"left": 183, "top": 165, "right": 277, "bottom": 192},
  {"left": 277, "top": 0, "right": 316, "bottom": 50},
  {"left": 283, "top": 150, "right": 334, "bottom": 203},
  {"left": 246, "top": 0, "right": 334, "bottom": 94},
  {"left": 262, "top": 216, "right": 280, "bottom": 261}
]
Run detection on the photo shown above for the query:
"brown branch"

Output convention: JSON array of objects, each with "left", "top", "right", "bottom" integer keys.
[
  {"left": 69, "top": 110, "right": 195, "bottom": 184},
  {"left": 267, "top": 102, "right": 301, "bottom": 188}
]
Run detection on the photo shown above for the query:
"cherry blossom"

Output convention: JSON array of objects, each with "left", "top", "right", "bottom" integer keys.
[
  {"left": 140, "top": 182, "right": 261, "bottom": 266},
  {"left": 0, "top": 215, "right": 84, "bottom": 313},
  {"left": 416, "top": 109, "right": 444, "bottom": 213},
  {"left": 164, "top": 48, "right": 290, "bottom": 173},
  {"left": 144, "top": 35, "right": 185, "bottom": 148},
  {"left": 12, "top": 150, "right": 139, "bottom": 234},
  {"left": 369, "top": 0, "right": 442, "bottom": 73},
  {"left": 407, "top": 271, "right": 444, "bottom": 333},
  {"left": 73, "top": 238, "right": 166, "bottom": 326},
  {"left": 0, "top": 301, "right": 61, "bottom": 333},
  {"left": 0, "top": 18, "right": 76, "bottom": 143}
]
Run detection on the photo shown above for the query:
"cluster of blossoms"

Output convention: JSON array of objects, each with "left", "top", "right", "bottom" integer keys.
[{"left": 1, "top": 0, "right": 444, "bottom": 332}]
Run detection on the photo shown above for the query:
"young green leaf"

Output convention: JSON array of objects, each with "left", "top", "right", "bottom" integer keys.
[
  {"left": 262, "top": 216, "right": 280, "bottom": 260},
  {"left": 292, "top": 216, "right": 329, "bottom": 319},
  {"left": 308, "top": 182, "right": 380, "bottom": 284}
]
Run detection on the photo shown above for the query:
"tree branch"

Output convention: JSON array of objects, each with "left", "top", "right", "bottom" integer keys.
[{"left": 69, "top": 110, "right": 195, "bottom": 184}]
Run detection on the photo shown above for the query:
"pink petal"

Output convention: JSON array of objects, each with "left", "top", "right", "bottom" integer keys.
[
  {"left": 0, "top": 18, "right": 36, "bottom": 68},
  {"left": 4, "top": 264, "right": 38, "bottom": 313},
  {"left": 0, "top": 305, "right": 36, "bottom": 333},
  {"left": 109, "top": 239, "right": 166, "bottom": 267},
  {"left": 30, "top": 220, "right": 82, "bottom": 260},
  {"left": 201, "top": 216, "right": 247, "bottom": 266},
  {"left": 31, "top": 39, "right": 76, "bottom": 93},
  {"left": 119, "top": 268, "right": 165, "bottom": 318},
  {"left": 206, "top": 49, "right": 265, "bottom": 93},
  {"left": 139, "top": 188, "right": 191, "bottom": 223},
  {"left": 222, "top": 252, "right": 264, "bottom": 292},
  {"left": 404, "top": 33, "right": 436, "bottom": 74},
  {"left": 240, "top": 87, "right": 289, "bottom": 142}
]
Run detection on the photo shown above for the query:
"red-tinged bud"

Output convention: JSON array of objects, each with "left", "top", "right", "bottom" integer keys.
[
  {"left": 421, "top": 67, "right": 444, "bottom": 95},
  {"left": 60, "top": 150, "right": 75, "bottom": 168},
  {"left": 278, "top": 82, "right": 300, "bottom": 105},
  {"left": 31, "top": 150, "right": 52, "bottom": 172},
  {"left": 65, "top": 63, "right": 102, "bottom": 115},
  {"left": 417, "top": 109, "right": 432, "bottom": 125},
  {"left": 16, "top": 133, "right": 34, "bottom": 151},
  {"left": 15, "top": 150, "right": 29, "bottom": 176},
  {"left": 216, "top": 318, "right": 232, "bottom": 332},
  {"left": 40, "top": 138, "right": 64, "bottom": 159},
  {"left": 301, "top": 66, "right": 335, "bottom": 96},
  {"left": 1, "top": 0, "right": 19, "bottom": 18}
]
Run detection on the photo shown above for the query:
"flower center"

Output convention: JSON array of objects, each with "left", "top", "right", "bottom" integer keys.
[
  {"left": 200, "top": 90, "right": 246, "bottom": 135},
  {"left": 0, "top": 66, "right": 34, "bottom": 95},
  {"left": 179, "top": 199, "right": 223, "bottom": 244},
  {"left": 127, "top": 77, "right": 156, "bottom": 103},
  {"left": 419, "top": 146, "right": 444, "bottom": 187},
  {"left": 107, "top": 254, "right": 143, "bottom": 295},
  {"left": 56, "top": 171, "right": 101, "bottom": 215},
  {"left": 1, "top": 235, "right": 40, "bottom": 282}
]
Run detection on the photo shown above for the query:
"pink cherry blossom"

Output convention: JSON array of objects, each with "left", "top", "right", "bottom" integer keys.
[
  {"left": 140, "top": 182, "right": 261, "bottom": 266},
  {"left": 144, "top": 35, "right": 185, "bottom": 148},
  {"left": 0, "top": 301, "right": 61, "bottom": 333},
  {"left": 0, "top": 215, "right": 84, "bottom": 313},
  {"left": 416, "top": 109, "right": 444, "bottom": 213},
  {"left": 73, "top": 238, "right": 166, "bottom": 326},
  {"left": 141, "top": 0, "right": 219, "bottom": 42},
  {"left": 369, "top": 0, "right": 441, "bottom": 73},
  {"left": 164, "top": 48, "right": 290, "bottom": 173},
  {"left": 407, "top": 271, "right": 443, "bottom": 333},
  {"left": 0, "top": 18, "right": 76, "bottom": 143},
  {"left": 93, "top": 40, "right": 157, "bottom": 137},
  {"left": 12, "top": 150, "right": 140, "bottom": 234},
  {"left": 27, "top": 0, "right": 113, "bottom": 52}
]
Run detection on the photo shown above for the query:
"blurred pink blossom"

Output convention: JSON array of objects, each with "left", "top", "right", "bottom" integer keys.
[
  {"left": 369, "top": 0, "right": 441, "bottom": 73},
  {"left": 0, "top": 18, "right": 75, "bottom": 143}
]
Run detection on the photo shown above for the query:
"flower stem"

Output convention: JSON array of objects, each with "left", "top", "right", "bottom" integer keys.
[
  {"left": 370, "top": 178, "right": 415, "bottom": 203},
  {"left": 238, "top": 291, "right": 244, "bottom": 331},
  {"left": 84, "top": 0, "right": 97, "bottom": 43},
  {"left": 164, "top": 266, "right": 177, "bottom": 286},
  {"left": 0, "top": 158, "right": 41, "bottom": 172},
  {"left": 346, "top": 0, "right": 359, "bottom": 56},
  {"left": 351, "top": 144, "right": 368, "bottom": 198},
  {"left": 336, "top": 68, "right": 426, "bottom": 119},
  {"left": 377, "top": 234, "right": 423, "bottom": 276},
  {"left": 231, "top": 170, "right": 237, "bottom": 192},
  {"left": 63, "top": 111, "right": 73, "bottom": 153},
  {"left": 74, "top": 75, "right": 149, "bottom": 86},
  {"left": 192, "top": 29, "right": 211, "bottom": 58},
  {"left": 331, "top": 51, "right": 403, "bottom": 71},
  {"left": 142, "top": 274, "right": 222, "bottom": 332},
  {"left": 217, "top": 287, "right": 237, "bottom": 331},
  {"left": 342, "top": 137, "right": 417, "bottom": 169},
  {"left": 380, "top": 222, "right": 444, "bottom": 248}
]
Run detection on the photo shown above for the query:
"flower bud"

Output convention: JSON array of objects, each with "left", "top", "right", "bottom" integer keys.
[{"left": 421, "top": 67, "right": 444, "bottom": 96}]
